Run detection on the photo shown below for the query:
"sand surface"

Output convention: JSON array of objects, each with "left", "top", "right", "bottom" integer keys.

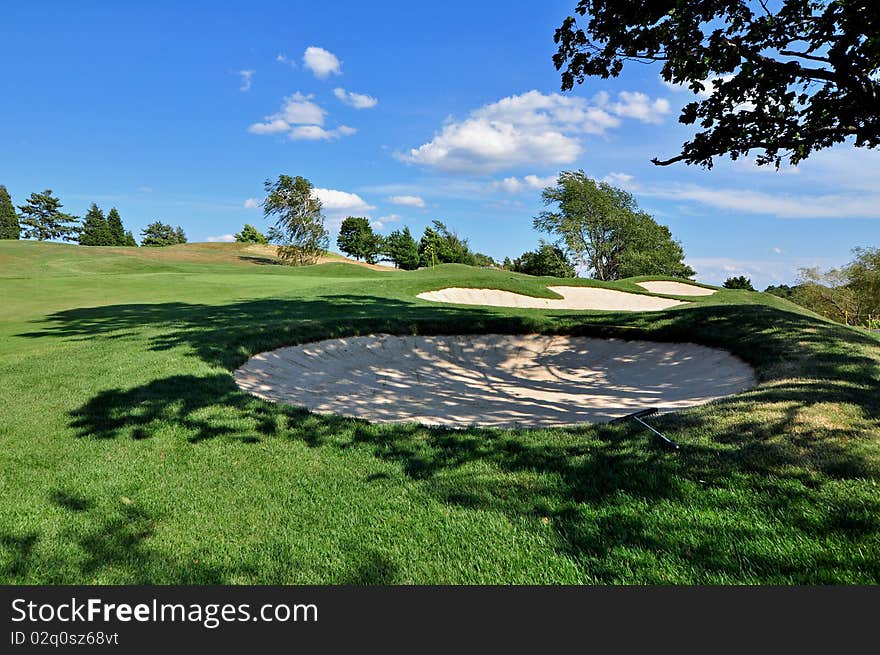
[
  {"left": 234, "top": 334, "right": 755, "bottom": 428},
  {"left": 636, "top": 281, "right": 717, "bottom": 296},
  {"left": 416, "top": 286, "right": 685, "bottom": 311}
]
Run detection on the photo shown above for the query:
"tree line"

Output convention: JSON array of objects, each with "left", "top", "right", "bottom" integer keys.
[
  {"left": 764, "top": 248, "right": 880, "bottom": 330},
  {"left": 239, "top": 172, "right": 694, "bottom": 279},
  {"left": 0, "top": 185, "right": 186, "bottom": 247},
  {"left": 4, "top": 173, "right": 695, "bottom": 280}
]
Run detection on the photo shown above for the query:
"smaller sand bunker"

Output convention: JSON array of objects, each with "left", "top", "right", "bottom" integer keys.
[
  {"left": 636, "top": 281, "right": 717, "bottom": 296},
  {"left": 234, "top": 334, "right": 755, "bottom": 428},
  {"left": 417, "top": 286, "right": 685, "bottom": 311}
]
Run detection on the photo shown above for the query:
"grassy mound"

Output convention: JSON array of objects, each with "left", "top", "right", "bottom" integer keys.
[{"left": 0, "top": 240, "right": 877, "bottom": 583}]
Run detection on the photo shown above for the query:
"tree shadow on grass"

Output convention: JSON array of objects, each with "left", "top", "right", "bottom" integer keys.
[
  {"left": 0, "top": 490, "right": 250, "bottom": 584},
  {"left": 14, "top": 294, "right": 880, "bottom": 582}
]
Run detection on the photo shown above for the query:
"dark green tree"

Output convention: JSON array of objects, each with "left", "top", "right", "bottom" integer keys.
[
  {"left": 141, "top": 221, "right": 186, "bottom": 247},
  {"left": 383, "top": 227, "right": 420, "bottom": 270},
  {"left": 123, "top": 231, "right": 138, "bottom": 247},
  {"left": 512, "top": 241, "right": 577, "bottom": 278},
  {"left": 723, "top": 276, "right": 755, "bottom": 290},
  {"left": 337, "top": 216, "right": 381, "bottom": 263},
  {"left": 534, "top": 171, "right": 693, "bottom": 281},
  {"left": 234, "top": 224, "right": 269, "bottom": 244},
  {"left": 263, "top": 175, "right": 328, "bottom": 266},
  {"left": 553, "top": 1, "right": 880, "bottom": 168},
  {"left": 617, "top": 216, "right": 696, "bottom": 279},
  {"left": 78, "top": 203, "right": 113, "bottom": 246},
  {"left": 472, "top": 252, "right": 498, "bottom": 268},
  {"left": 0, "top": 185, "right": 19, "bottom": 239},
  {"left": 418, "top": 220, "right": 476, "bottom": 268},
  {"left": 106, "top": 208, "right": 126, "bottom": 246},
  {"left": 17, "top": 190, "right": 80, "bottom": 242},
  {"left": 764, "top": 284, "right": 796, "bottom": 299}
]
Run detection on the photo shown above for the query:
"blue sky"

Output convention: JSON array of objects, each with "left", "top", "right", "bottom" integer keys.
[{"left": 2, "top": 1, "right": 878, "bottom": 288}]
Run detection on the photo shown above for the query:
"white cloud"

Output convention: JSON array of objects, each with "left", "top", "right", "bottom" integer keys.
[
  {"left": 275, "top": 53, "right": 295, "bottom": 68},
  {"left": 605, "top": 91, "right": 670, "bottom": 124},
  {"left": 206, "top": 234, "right": 236, "bottom": 243},
  {"left": 371, "top": 215, "right": 402, "bottom": 230},
  {"left": 243, "top": 198, "right": 260, "bottom": 209},
  {"left": 248, "top": 92, "right": 354, "bottom": 141},
  {"left": 388, "top": 194, "right": 426, "bottom": 208},
  {"left": 277, "top": 92, "right": 326, "bottom": 125},
  {"left": 492, "top": 174, "right": 557, "bottom": 193},
  {"left": 312, "top": 188, "right": 375, "bottom": 218},
  {"left": 137, "top": 185, "right": 153, "bottom": 193},
  {"left": 647, "top": 184, "right": 880, "bottom": 219},
  {"left": 773, "top": 247, "right": 783, "bottom": 254},
  {"left": 303, "top": 46, "right": 341, "bottom": 78},
  {"left": 334, "top": 87, "right": 378, "bottom": 109},
  {"left": 601, "top": 172, "right": 636, "bottom": 188},
  {"left": 248, "top": 92, "right": 327, "bottom": 135},
  {"left": 238, "top": 69, "right": 254, "bottom": 92},
  {"left": 247, "top": 119, "right": 291, "bottom": 135},
  {"left": 399, "top": 89, "right": 668, "bottom": 173},
  {"left": 289, "top": 125, "right": 356, "bottom": 141}
]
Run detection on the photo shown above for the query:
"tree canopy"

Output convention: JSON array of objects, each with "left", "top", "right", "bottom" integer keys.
[
  {"left": 553, "top": 1, "right": 880, "bottom": 168},
  {"left": 17, "top": 190, "right": 80, "bottom": 242},
  {"left": 383, "top": 227, "right": 420, "bottom": 270},
  {"left": 106, "top": 208, "right": 126, "bottom": 245},
  {"left": 234, "top": 224, "right": 269, "bottom": 244},
  {"left": 723, "top": 275, "right": 755, "bottom": 290},
  {"left": 534, "top": 171, "right": 694, "bottom": 281},
  {"left": 418, "top": 221, "right": 476, "bottom": 268},
  {"left": 78, "top": 204, "right": 113, "bottom": 246},
  {"left": 337, "top": 216, "right": 381, "bottom": 263},
  {"left": 795, "top": 247, "right": 880, "bottom": 327},
  {"left": 140, "top": 221, "right": 187, "bottom": 247},
  {"left": 0, "top": 185, "right": 19, "bottom": 240},
  {"left": 263, "top": 175, "right": 328, "bottom": 266},
  {"left": 511, "top": 242, "right": 577, "bottom": 278}
]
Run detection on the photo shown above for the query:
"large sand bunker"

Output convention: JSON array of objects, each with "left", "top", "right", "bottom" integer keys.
[
  {"left": 416, "top": 286, "right": 685, "bottom": 311},
  {"left": 636, "top": 281, "right": 717, "bottom": 296},
  {"left": 234, "top": 334, "right": 755, "bottom": 428}
]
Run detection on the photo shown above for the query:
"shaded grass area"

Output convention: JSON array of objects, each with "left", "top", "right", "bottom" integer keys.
[{"left": 0, "top": 240, "right": 878, "bottom": 583}]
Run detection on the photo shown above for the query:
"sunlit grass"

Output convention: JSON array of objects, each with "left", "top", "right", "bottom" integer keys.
[{"left": 0, "top": 240, "right": 877, "bottom": 583}]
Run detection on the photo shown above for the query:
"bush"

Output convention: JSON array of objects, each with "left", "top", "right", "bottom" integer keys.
[{"left": 723, "top": 276, "right": 755, "bottom": 290}]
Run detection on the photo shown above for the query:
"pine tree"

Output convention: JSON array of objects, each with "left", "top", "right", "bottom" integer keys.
[
  {"left": 0, "top": 185, "right": 19, "bottom": 239},
  {"left": 106, "top": 208, "right": 125, "bottom": 245},
  {"left": 123, "top": 231, "right": 138, "bottom": 247},
  {"left": 18, "top": 190, "right": 80, "bottom": 241},
  {"left": 141, "top": 221, "right": 186, "bottom": 246},
  {"left": 78, "top": 203, "right": 113, "bottom": 246}
]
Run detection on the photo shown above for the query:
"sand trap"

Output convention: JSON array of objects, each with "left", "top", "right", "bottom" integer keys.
[
  {"left": 417, "top": 286, "right": 685, "bottom": 311},
  {"left": 234, "top": 334, "right": 755, "bottom": 428},
  {"left": 636, "top": 281, "right": 717, "bottom": 296}
]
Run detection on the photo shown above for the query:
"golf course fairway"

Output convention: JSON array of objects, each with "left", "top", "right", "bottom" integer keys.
[{"left": 1, "top": 241, "right": 878, "bottom": 584}]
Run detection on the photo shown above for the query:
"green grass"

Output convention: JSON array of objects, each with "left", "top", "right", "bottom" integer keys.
[{"left": 1, "top": 240, "right": 878, "bottom": 584}]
